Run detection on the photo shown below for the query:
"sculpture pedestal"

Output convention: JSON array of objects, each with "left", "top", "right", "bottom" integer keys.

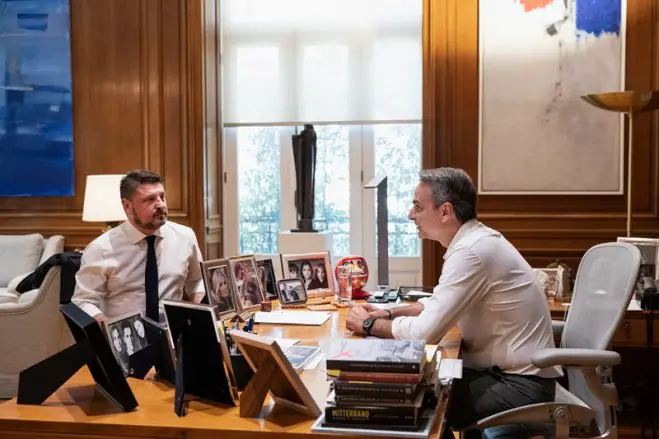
[{"left": 279, "top": 231, "right": 333, "bottom": 255}]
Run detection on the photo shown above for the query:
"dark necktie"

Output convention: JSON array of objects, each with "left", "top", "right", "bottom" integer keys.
[{"left": 145, "top": 235, "right": 159, "bottom": 322}]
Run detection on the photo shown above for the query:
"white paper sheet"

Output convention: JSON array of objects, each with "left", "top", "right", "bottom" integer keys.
[
  {"left": 438, "top": 359, "right": 463, "bottom": 380},
  {"left": 271, "top": 338, "right": 300, "bottom": 350},
  {"left": 254, "top": 310, "right": 331, "bottom": 326},
  {"left": 303, "top": 353, "right": 325, "bottom": 371}
]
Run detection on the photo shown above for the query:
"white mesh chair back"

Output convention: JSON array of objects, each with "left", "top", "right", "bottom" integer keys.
[{"left": 561, "top": 242, "right": 641, "bottom": 433}]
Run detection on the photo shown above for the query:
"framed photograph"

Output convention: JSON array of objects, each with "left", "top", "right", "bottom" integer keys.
[
  {"left": 281, "top": 251, "right": 334, "bottom": 293},
  {"left": 534, "top": 267, "right": 565, "bottom": 300},
  {"left": 228, "top": 255, "right": 265, "bottom": 313},
  {"left": 103, "top": 311, "right": 149, "bottom": 375},
  {"left": 256, "top": 257, "right": 278, "bottom": 300},
  {"left": 163, "top": 300, "right": 239, "bottom": 409},
  {"left": 230, "top": 330, "right": 322, "bottom": 418},
  {"left": 277, "top": 278, "right": 308, "bottom": 305},
  {"left": 617, "top": 237, "right": 659, "bottom": 279},
  {"left": 201, "top": 258, "right": 238, "bottom": 319},
  {"left": 58, "top": 303, "right": 138, "bottom": 411}
]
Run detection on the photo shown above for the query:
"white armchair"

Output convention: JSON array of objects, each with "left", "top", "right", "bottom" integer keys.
[
  {"left": 473, "top": 242, "right": 641, "bottom": 439},
  {"left": 0, "top": 234, "right": 69, "bottom": 399},
  {"left": 0, "top": 234, "right": 65, "bottom": 304}
]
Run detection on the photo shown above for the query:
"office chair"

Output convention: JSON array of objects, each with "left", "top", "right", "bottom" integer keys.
[{"left": 475, "top": 242, "right": 641, "bottom": 439}]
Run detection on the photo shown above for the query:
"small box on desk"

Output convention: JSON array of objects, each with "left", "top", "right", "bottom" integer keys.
[{"left": 279, "top": 230, "right": 333, "bottom": 254}]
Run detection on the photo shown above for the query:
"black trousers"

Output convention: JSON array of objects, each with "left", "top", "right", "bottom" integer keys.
[{"left": 442, "top": 367, "right": 557, "bottom": 439}]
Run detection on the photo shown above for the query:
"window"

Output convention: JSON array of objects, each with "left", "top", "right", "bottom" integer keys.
[
  {"left": 235, "top": 127, "right": 281, "bottom": 254},
  {"left": 374, "top": 124, "right": 422, "bottom": 257},
  {"left": 222, "top": 0, "right": 423, "bottom": 287},
  {"left": 312, "top": 126, "right": 351, "bottom": 256}
]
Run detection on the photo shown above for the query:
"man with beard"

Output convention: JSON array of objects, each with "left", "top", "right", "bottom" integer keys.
[{"left": 72, "top": 169, "right": 204, "bottom": 324}]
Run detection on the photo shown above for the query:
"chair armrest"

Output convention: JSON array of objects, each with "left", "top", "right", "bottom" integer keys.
[
  {"left": 552, "top": 320, "right": 566, "bottom": 337},
  {"left": 476, "top": 402, "right": 595, "bottom": 430},
  {"left": 39, "top": 235, "right": 65, "bottom": 266},
  {"left": 0, "top": 268, "right": 60, "bottom": 316},
  {"left": 532, "top": 348, "right": 620, "bottom": 368}
]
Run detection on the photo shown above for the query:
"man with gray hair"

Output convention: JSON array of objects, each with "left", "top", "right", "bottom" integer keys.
[{"left": 346, "top": 167, "right": 561, "bottom": 439}]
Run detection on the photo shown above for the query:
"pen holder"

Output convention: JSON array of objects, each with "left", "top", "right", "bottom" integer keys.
[{"left": 230, "top": 352, "right": 254, "bottom": 390}]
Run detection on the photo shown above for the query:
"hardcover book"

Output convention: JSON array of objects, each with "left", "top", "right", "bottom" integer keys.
[
  {"left": 327, "top": 370, "right": 423, "bottom": 384},
  {"left": 330, "top": 390, "right": 422, "bottom": 407},
  {"left": 326, "top": 339, "right": 426, "bottom": 374},
  {"left": 324, "top": 390, "right": 425, "bottom": 426},
  {"left": 333, "top": 380, "right": 419, "bottom": 398}
]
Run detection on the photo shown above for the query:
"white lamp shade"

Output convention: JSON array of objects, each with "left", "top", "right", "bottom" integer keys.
[{"left": 82, "top": 175, "right": 127, "bottom": 223}]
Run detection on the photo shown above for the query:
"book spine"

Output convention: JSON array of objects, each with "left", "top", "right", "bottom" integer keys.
[
  {"left": 325, "top": 359, "right": 420, "bottom": 374},
  {"left": 334, "top": 371, "right": 421, "bottom": 384},
  {"left": 334, "top": 394, "right": 416, "bottom": 406},
  {"left": 334, "top": 381, "right": 418, "bottom": 397},
  {"left": 325, "top": 406, "right": 418, "bottom": 426}
]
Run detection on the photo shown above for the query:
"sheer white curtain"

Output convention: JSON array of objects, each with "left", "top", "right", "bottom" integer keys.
[{"left": 221, "top": 0, "right": 422, "bottom": 126}]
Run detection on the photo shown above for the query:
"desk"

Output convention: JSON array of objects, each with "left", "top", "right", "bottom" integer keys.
[
  {"left": 0, "top": 307, "right": 462, "bottom": 439},
  {"left": 548, "top": 300, "right": 659, "bottom": 348}
]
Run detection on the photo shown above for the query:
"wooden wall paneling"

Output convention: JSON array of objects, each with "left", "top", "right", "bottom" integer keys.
[
  {"left": 181, "top": 0, "right": 205, "bottom": 252},
  {"left": 421, "top": 0, "right": 452, "bottom": 286},
  {"left": 422, "top": 0, "right": 659, "bottom": 283},
  {"left": 0, "top": 0, "right": 210, "bottom": 255},
  {"left": 199, "top": 0, "right": 223, "bottom": 259}
]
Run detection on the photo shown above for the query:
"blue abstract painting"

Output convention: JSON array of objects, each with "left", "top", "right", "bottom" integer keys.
[
  {"left": 479, "top": 0, "right": 625, "bottom": 194},
  {"left": 0, "top": 0, "right": 73, "bottom": 197}
]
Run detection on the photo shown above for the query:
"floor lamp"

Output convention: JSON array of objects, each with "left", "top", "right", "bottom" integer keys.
[{"left": 581, "top": 91, "right": 659, "bottom": 237}]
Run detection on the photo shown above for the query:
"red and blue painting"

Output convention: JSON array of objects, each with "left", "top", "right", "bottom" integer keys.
[
  {"left": 0, "top": 0, "right": 73, "bottom": 197},
  {"left": 479, "top": 0, "right": 625, "bottom": 194}
]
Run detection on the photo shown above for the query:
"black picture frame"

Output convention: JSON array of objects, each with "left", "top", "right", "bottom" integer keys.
[
  {"left": 17, "top": 303, "right": 138, "bottom": 412},
  {"left": 162, "top": 300, "right": 239, "bottom": 416}
]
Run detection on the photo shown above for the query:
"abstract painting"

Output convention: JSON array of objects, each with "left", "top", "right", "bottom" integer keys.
[
  {"left": 0, "top": 0, "right": 74, "bottom": 197},
  {"left": 479, "top": 0, "right": 626, "bottom": 194}
]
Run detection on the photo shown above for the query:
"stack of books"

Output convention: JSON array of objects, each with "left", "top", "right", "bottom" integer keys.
[{"left": 323, "top": 339, "right": 440, "bottom": 431}]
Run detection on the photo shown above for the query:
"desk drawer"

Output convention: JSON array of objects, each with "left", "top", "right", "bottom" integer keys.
[{"left": 612, "top": 317, "right": 659, "bottom": 347}]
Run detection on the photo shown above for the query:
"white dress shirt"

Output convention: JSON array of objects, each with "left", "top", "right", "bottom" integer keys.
[
  {"left": 72, "top": 220, "right": 204, "bottom": 320},
  {"left": 392, "top": 220, "right": 563, "bottom": 378}
]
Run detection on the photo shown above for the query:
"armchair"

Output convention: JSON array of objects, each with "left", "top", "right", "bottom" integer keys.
[
  {"left": 475, "top": 242, "right": 641, "bottom": 439},
  {"left": 0, "top": 234, "right": 65, "bottom": 304},
  {"left": 0, "top": 267, "right": 72, "bottom": 399}
]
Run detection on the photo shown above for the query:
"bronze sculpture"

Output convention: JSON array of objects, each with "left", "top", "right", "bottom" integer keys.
[{"left": 291, "top": 124, "right": 317, "bottom": 233}]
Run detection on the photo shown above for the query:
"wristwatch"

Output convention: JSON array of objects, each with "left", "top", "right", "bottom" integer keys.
[{"left": 362, "top": 316, "right": 376, "bottom": 336}]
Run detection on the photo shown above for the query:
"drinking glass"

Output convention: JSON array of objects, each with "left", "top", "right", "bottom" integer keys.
[{"left": 336, "top": 264, "right": 353, "bottom": 303}]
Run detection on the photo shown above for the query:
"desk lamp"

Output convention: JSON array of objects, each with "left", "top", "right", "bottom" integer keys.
[
  {"left": 581, "top": 91, "right": 659, "bottom": 237},
  {"left": 82, "top": 175, "right": 127, "bottom": 232}
]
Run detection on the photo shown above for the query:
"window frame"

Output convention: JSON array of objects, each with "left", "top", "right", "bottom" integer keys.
[{"left": 223, "top": 123, "right": 423, "bottom": 291}]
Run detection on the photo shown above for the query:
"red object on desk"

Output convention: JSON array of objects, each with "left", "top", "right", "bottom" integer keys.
[{"left": 335, "top": 255, "right": 370, "bottom": 299}]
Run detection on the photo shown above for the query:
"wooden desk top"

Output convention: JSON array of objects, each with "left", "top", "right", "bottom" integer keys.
[
  {"left": 547, "top": 298, "right": 647, "bottom": 318},
  {"left": 0, "top": 307, "right": 462, "bottom": 439}
]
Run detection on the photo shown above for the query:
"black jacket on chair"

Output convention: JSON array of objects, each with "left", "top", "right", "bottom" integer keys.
[{"left": 16, "top": 251, "right": 82, "bottom": 304}]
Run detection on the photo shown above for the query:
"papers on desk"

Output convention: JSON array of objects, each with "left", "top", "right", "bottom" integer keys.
[
  {"left": 284, "top": 345, "right": 324, "bottom": 372},
  {"left": 438, "top": 359, "right": 463, "bottom": 380},
  {"left": 254, "top": 310, "right": 331, "bottom": 326},
  {"left": 270, "top": 338, "right": 300, "bottom": 350},
  {"left": 406, "top": 290, "right": 433, "bottom": 298}
]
